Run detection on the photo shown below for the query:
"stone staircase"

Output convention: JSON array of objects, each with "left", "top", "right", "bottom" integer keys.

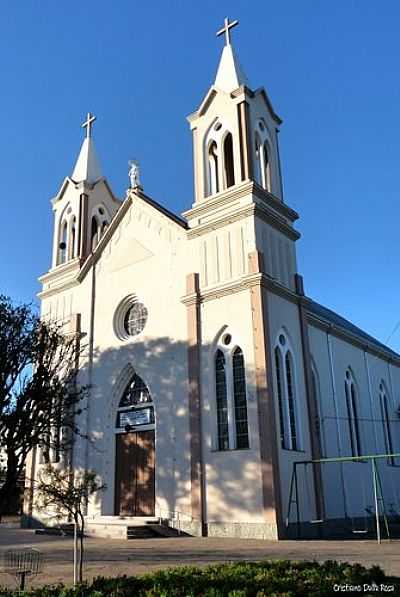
[{"left": 84, "top": 516, "right": 184, "bottom": 540}]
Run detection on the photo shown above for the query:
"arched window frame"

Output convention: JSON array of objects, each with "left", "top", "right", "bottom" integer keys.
[
  {"left": 212, "top": 333, "right": 249, "bottom": 451},
  {"left": 204, "top": 119, "right": 235, "bottom": 197},
  {"left": 379, "top": 380, "right": 394, "bottom": 465},
  {"left": 254, "top": 120, "right": 273, "bottom": 193},
  {"left": 274, "top": 331, "right": 301, "bottom": 451},
  {"left": 344, "top": 368, "right": 362, "bottom": 457}
]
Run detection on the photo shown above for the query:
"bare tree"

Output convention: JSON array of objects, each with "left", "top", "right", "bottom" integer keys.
[
  {"left": 35, "top": 466, "right": 105, "bottom": 584},
  {"left": 0, "top": 294, "right": 85, "bottom": 516}
]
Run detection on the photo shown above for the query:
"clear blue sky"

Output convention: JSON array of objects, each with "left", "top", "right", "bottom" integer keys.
[{"left": 1, "top": 1, "right": 400, "bottom": 350}]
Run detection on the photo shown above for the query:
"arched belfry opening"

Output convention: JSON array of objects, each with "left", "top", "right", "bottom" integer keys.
[
  {"left": 208, "top": 141, "right": 219, "bottom": 196},
  {"left": 223, "top": 132, "right": 235, "bottom": 189},
  {"left": 114, "top": 373, "right": 155, "bottom": 516}
]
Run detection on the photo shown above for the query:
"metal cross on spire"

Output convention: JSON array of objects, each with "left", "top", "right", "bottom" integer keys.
[
  {"left": 216, "top": 17, "right": 239, "bottom": 46},
  {"left": 81, "top": 112, "right": 96, "bottom": 138}
]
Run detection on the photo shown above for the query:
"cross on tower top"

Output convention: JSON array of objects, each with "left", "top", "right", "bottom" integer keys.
[
  {"left": 216, "top": 17, "right": 239, "bottom": 46},
  {"left": 81, "top": 112, "right": 96, "bottom": 138}
]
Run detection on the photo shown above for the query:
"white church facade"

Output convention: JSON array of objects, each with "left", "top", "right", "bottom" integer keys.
[{"left": 25, "top": 19, "right": 400, "bottom": 540}]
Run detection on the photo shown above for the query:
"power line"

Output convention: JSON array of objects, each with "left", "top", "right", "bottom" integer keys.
[{"left": 385, "top": 320, "right": 400, "bottom": 344}]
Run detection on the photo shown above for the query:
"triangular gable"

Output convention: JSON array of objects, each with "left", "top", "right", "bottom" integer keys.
[{"left": 78, "top": 189, "right": 187, "bottom": 282}]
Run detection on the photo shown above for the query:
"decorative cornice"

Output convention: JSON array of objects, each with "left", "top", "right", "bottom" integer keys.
[
  {"left": 38, "top": 257, "right": 80, "bottom": 284},
  {"left": 181, "top": 272, "right": 297, "bottom": 305},
  {"left": 186, "top": 203, "right": 300, "bottom": 241},
  {"left": 38, "top": 278, "right": 80, "bottom": 300},
  {"left": 183, "top": 180, "right": 298, "bottom": 224}
]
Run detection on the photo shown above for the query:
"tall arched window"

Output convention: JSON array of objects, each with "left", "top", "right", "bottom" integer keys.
[
  {"left": 91, "top": 216, "right": 99, "bottom": 251},
  {"left": 311, "top": 364, "right": 325, "bottom": 457},
  {"left": 208, "top": 141, "right": 219, "bottom": 196},
  {"left": 59, "top": 220, "right": 68, "bottom": 264},
  {"left": 344, "top": 369, "right": 361, "bottom": 457},
  {"left": 232, "top": 348, "right": 249, "bottom": 449},
  {"left": 223, "top": 133, "right": 235, "bottom": 189},
  {"left": 215, "top": 350, "right": 229, "bottom": 450},
  {"left": 379, "top": 381, "right": 394, "bottom": 465},
  {"left": 274, "top": 332, "right": 300, "bottom": 450},
  {"left": 285, "top": 352, "right": 297, "bottom": 450},
  {"left": 274, "top": 347, "right": 285, "bottom": 448}
]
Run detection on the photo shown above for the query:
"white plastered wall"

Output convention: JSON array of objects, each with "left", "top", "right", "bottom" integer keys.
[{"left": 308, "top": 323, "right": 400, "bottom": 522}]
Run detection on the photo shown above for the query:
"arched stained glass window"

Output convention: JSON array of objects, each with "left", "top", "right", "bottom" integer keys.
[
  {"left": 274, "top": 332, "right": 300, "bottom": 451},
  {"left": 379, "top": 381, "right": 394, "bottom": 465},
  {"left": 275, "top": 347, "right": 285, "bottom": 448},
  {"left": 116, "top": 373, "right": 154, "bottom": 430},
  {"left": 215, "top": 349, "right": 229, "bottom": 451},
  {"left": 345, "top": 369, "right": 361, "bottom": 457},
  {"left": 232, "top": 348, "right": 249, "bottom": 449},
  {"left": 285, "top": 352, "right": 297, "bottom": 451}
]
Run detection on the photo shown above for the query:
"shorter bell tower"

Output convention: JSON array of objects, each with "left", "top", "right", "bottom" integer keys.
[{"left": 50, "top": 113, "right": 120, "bottom": 270}]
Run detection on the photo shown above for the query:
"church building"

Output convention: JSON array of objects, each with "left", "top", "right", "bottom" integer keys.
[{"left": 26, "top": 18, "right": 400, "bottom": 540}]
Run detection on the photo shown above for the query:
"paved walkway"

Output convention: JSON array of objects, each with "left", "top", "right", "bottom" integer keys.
[{"left": 0, "top": 528, "right": 399, "bottom": 589}]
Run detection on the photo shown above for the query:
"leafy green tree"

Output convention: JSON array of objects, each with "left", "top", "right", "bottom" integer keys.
[
  {"left": 0, "top": 294, "right": 85, "bottom": 516},
  {"left": 35, "top": 466, "right": 105, "bottom": 583}
]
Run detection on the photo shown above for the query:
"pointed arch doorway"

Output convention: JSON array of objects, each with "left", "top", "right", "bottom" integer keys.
[{"left": 114, "top": 373, "right": 155, "bottom": 516}]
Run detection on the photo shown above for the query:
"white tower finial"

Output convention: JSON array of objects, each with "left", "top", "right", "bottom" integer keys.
[
  {"left": 81, "top": 112, "right": 96, "bottom": 139},
  {"left": 216, "top": 17, "right": 239, "bottom": 47},
  {"left": 214, "top": 17, "right": 248, "bottom": 93},
  {"left": 71, "top": 112, "right": 102, "bottom": 183}
]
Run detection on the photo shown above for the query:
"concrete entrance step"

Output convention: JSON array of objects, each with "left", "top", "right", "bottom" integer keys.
[{"left": 85, "top": 516, "right": 181, "bottom": 540}]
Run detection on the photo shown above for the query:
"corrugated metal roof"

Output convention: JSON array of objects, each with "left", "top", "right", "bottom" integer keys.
[{"left": 307, "top": 299, "right": 399, "bottom": 359}]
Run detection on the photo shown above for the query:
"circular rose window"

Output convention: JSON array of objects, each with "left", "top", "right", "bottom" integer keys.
[{"left": 114, "top": 295, "right": 148, "bottom": 340}]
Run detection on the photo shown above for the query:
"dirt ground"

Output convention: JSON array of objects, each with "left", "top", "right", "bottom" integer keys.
[{"left": 0, "top": 527, "right": 400, "bottom": 590}]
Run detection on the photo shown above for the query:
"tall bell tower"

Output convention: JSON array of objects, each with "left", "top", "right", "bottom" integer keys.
[
  {"left": 185, "top": 18, "right": 299, "bottom": 292},
  {"left": 188, "top": 17, "right": 284, "bottom": 205}
]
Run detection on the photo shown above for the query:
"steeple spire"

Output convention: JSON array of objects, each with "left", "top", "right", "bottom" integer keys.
[
  {"left": 214, "top": 16, "right": 249, "bottom": 93},
  {"left": 71, "top": 112, "right": 102, "bottom": 184}
]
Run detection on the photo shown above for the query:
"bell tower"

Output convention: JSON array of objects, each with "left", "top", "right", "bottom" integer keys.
[
  {"left": 185, "top": 18, "right": 299, "bottom": 292},
  {"left": 49, "top": 113, "right": 120, "bottom": 270},
  {"left": 188, "top": 17, "right": 284, "bottom": 205}
]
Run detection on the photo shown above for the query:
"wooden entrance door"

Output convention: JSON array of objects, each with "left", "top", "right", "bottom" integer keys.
[{"left": 115, "top": 430, "right": 155, "bottom": 516}]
